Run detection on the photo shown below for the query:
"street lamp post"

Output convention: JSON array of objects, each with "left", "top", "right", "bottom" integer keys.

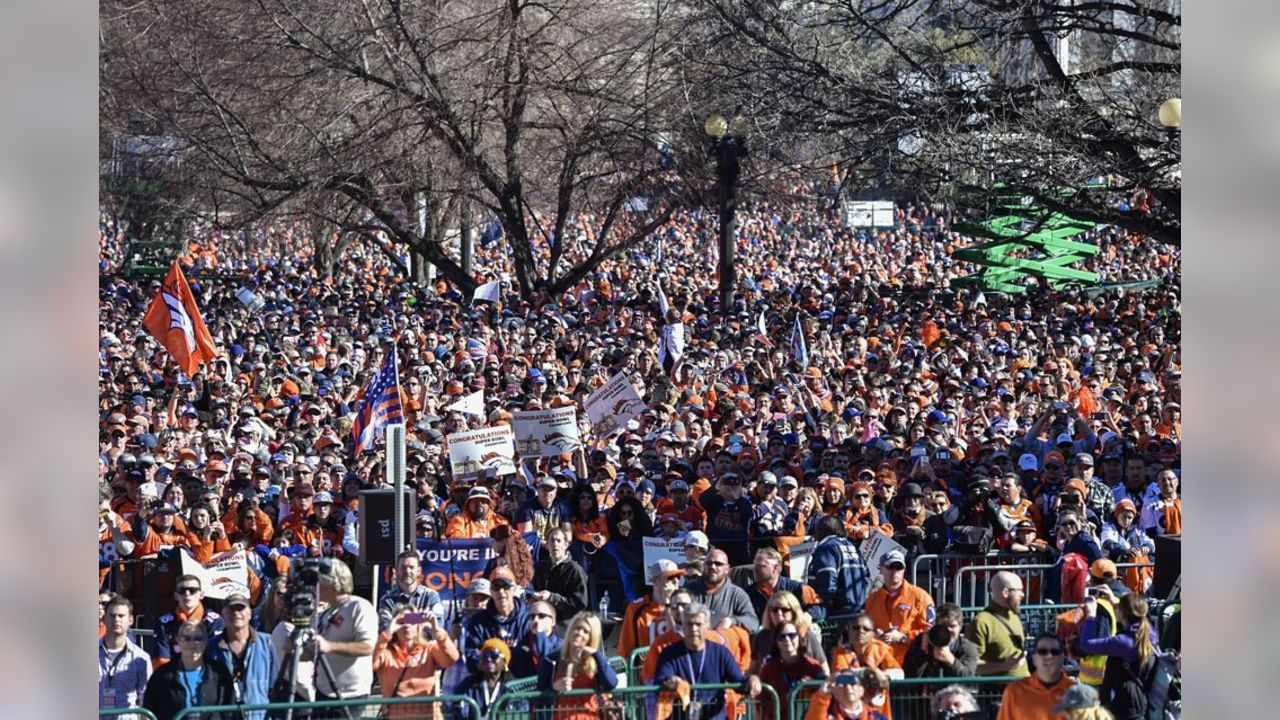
[
  {"left": 1159, "top": 97, "right": 1181, "bottom": 153},
  {"left": 705, "top": 114, "right": 749, "bottom": 317}
]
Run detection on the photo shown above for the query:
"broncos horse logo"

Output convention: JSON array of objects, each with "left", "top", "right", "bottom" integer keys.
[
  {"left": 611, "top": 398, "right": 643, "bottom": 417},
  {"left": 477, "top": 451, "right": 508, "bottom": 468},
  {"left": 541, "top": 432, "right": 579, "bottom": 453},
  {"left": 162, "top": 289, "right": 197, "bottom": 352}
]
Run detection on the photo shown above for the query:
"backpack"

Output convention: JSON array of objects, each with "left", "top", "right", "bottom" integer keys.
[
  {"left": 950, "top": 525, "right": 993, "bottom": 555},
  {"left": 1122, "top": 651, "right": 1178, "bottom": 720},
  {"left": 1059, "top": 553, "right": 1090, "bottom": 604}
]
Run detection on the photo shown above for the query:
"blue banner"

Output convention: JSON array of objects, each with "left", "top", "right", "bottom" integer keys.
[{"left": 412, "top": 533, "right": 541, "bottom": 602}]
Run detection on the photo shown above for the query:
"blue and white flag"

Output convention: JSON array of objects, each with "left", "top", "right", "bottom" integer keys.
[{"left": 791, "top": 315, "right": 808, "bottom": 370}]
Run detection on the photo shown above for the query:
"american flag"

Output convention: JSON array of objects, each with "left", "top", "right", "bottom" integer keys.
[
  {"left": 791, "top": 315, "right": 808, "bottom": 370},
  {"left": 351, "top": 351, "right": 404, "bottom": 453}
]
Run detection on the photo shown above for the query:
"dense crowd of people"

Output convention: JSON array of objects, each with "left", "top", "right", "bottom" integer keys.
[{"left": 99, "top": 191, "right": 1181, "bottom": 720}]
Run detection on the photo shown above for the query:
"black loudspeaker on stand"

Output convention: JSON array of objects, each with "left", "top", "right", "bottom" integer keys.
[
  {"left": 358, "top": 488, "right": 415, "bottom": 565},
  {"left": 1151, "top": 535, "right": 1181, "bottom": 600}
]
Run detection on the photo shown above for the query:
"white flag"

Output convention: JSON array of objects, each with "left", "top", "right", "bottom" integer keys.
[
  {"left": 658, "top": 322, "right": 685, "bottom": 374},
  {"left": 756, "top": 310, "right": 774, "bottom": 347},
  {"left": 473, "top": 281, "right": 501, "bottom": 303},
  {"left": 975, "top": 291, "right": 987, "bottom": 306},
  {"left": 446, "top": 390, "right": 485, "bottom": 417},
  {"left": 657, "top": 284, "right": 670, "bottom": 318}
]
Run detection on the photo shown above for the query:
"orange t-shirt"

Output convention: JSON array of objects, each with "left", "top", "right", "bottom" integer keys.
[{"left": 996, "top": 674, "right": 1075, "bottom": 720}]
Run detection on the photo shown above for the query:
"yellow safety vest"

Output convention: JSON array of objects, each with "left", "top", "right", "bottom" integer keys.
[{"left": 1078, "top": 598, "right": 1116, "bottom": 686}]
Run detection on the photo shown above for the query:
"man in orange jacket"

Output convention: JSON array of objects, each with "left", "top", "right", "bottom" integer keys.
[
  {"left": 864, "top": 550, "right": 935, "bottom": 665},
  {"left": 445, "top": 487, "right": 509, "bottom": 539}
]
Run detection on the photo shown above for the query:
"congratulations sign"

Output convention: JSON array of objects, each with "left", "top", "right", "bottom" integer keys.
[
  {"left": 512, "top": 406, "right": 582, "bottom": 458},
  {"left": 447, "top": 425, "right": 516, "bottom": 479},
  {"left": 583, "top": 372, "right": 646, "bottom": 438}
]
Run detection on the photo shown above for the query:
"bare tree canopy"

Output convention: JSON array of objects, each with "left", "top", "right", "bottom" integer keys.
[
  {"left": 101, "top": 0, "right": 711, "bottom": 297},
  {"left": 691, "top": 0, "right": 1181, "bottom": 244}
]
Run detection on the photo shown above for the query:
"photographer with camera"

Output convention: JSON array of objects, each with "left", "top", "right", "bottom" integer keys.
[
  {"left": 313, "top": 560, "right": 377, "bottom": 716},
  {"left": 940, "top": 477, "right": 1003, "bottom": 556}
]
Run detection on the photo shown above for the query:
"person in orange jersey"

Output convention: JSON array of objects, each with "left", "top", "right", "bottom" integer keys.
[
  {"left": 863, "top": 550, "right": 935, "bottom": 665},
  {"left": 618, "top": 559, "right": 686, "bottom": 659}
]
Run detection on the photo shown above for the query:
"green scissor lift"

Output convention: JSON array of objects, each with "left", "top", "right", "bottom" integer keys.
[
  {"left": 951, "top": 195, "right": 1100, "bottom": 293},
  {"left": 121, "top": 238, "right": 183, "bottom": 279}
]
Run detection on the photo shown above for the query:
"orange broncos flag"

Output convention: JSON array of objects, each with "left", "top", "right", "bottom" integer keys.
[{"left": 142, "top": 261, "right": 219, "bottom": 375}]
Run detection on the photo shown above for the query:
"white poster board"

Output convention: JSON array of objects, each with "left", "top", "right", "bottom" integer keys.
[
  {"left": 447, "top": 425, "right": 517, "bottom": 479},
  {"left": 788, "top": 541, "right": 815, "bottom": 582},
  {"left": 842, "top": 200, "right": 896, "bottom": 228},
  {"left": 512, "top": 406, "right": 582, "bottom": 458},
  {"left": 583, "top": 372, "right": 647, "bottom": 438},
  {"left": 859, "top": 530, "right": 908, "bottom": 572},
  {"left": 180, "top": 549, "right": 250, "bottom": 600},
  {"left": 642, "top": 537, "right": 687, "bottom": 573}
]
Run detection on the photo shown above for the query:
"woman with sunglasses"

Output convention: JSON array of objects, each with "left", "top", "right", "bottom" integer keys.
[
  {"left": 142, "top": 620, "right": 235, "bottom": 720},
  {"left": 372, "top": 604, "right": 459, "bottom": 720},
  {"left": 758, "top": 621, "right": 827, "bottom": 720},
  {"left": 749, "top": 591, "right": 828, "bottom": 675},
  {"left": 831, "top": 614, "right": 901, "bottom": 673}
]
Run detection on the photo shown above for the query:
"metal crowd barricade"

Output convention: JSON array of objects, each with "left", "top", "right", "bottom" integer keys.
[
  {"left": 609, "top": 655, "right": 629, "bottom": 687},
  {"left": 788, "top": 675, "right": 1020, "bottom": 720},
  {"left": 99, "top": 709, "right": 160, "bottom": 720},
  {"left": 626, "top": 647, "right": 649, "bottom": 686},
  {"left": 954, "top": 558, "right": 1157, "bottom": 606},
  {"left": 489, "top": 682, "right": 781, "bottom": 720},
  {"left": 910, "top": 552, "right": 1035, "bottom": 608},
  {"left": 953, "top": 560, "right": 1056, "bottom": 607},
  {"left": 814, "top": 614, "right": 860, "bottom": 657},
  {"left": 171, "top": 694, "right": 482, "bottom": 720}
]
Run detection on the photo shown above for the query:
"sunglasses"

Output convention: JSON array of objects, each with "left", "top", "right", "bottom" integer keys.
[
  {"left": 777, "top": 632, "right": 800, "bottom": 640},
  {"left": 706, "top": 560, "right": 729, "bottom": 567},
  {"left": 1044, "top": 464, "right": 1062, "bottom": 470},
  {"left": 480, "top": 651, "right": 504, "bottom": 661},
  {"left": 854, "top": 493, "right": 871, "bottom": 499},
  {"left": 176, "top": 587, "right": 201, "bottom": 595},
  {"left": 1034, "top": 648, "right": 1064, "bottom": 656}
]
